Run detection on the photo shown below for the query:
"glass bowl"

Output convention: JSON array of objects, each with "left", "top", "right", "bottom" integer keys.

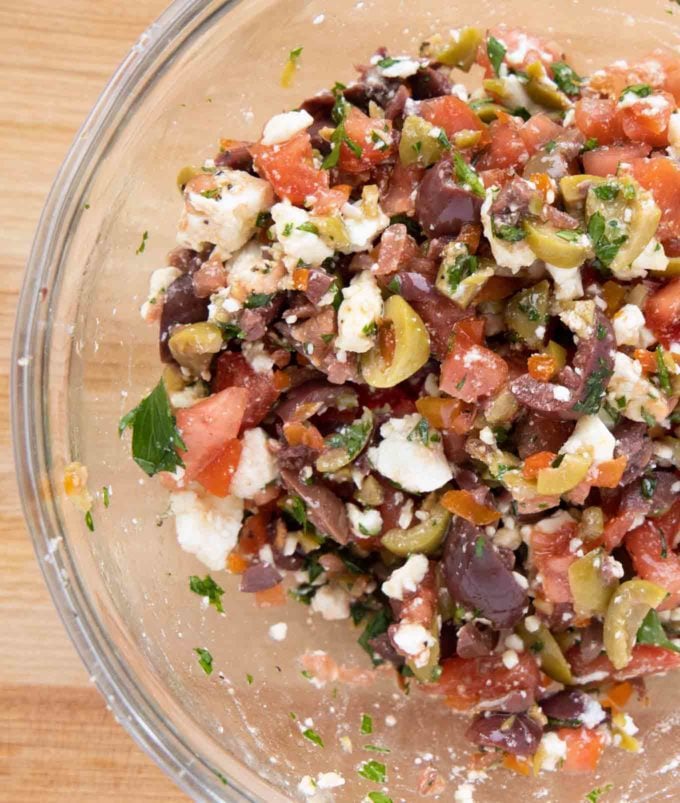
[{"left": 12, "top": 0, "right": 680, "bottom": 800}]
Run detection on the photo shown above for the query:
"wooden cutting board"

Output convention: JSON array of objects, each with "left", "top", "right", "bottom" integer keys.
[{"left": 0, "top": 1, "right": 186, "bottom": 799}]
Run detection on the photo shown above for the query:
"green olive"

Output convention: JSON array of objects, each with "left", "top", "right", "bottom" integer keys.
[
  {"left": 399, "top": 115, "right": 446, "bottom": 167},
  {"left": 483, "top": 388, "right": 520, "bottom": 426},
  {"left": 559, "top": 174, "right": 604, "bottom": 215},
  {"left": 504, "top": 280, "right": 550, "bottom": 349},
  {"left": 453, "top": 130, "right": 483, "bottom": 150},
  {"left": 604, "top": 579, "right": 668, "bottom": 670},
  {"left": 421, "top": 27, "right": 482, "bottom": 71},
  {"left": 314, "top": 214, "right": 351, "bottom": 251},
  {"left": 664, "top": 256, "right": 680, "bottom": 277},
  {"left": 576, "top": 507, "right": 604, "bottom": 542},
  {"left": 568, "top": 548, "right": 618, "bottom": 618},
  {"left": 361, "top": 295, "right": 430, "bottom": 388},
  {"left": 525, "top": 61, "right": 570, "bottom": 111},
  {"left": 176, "top": 165, "right": 205, "bottom": 193},
  {"left": 525, "top": 222, "right": 590, "bottom": 269},
  {"left": 536, "top": 453, "right": 591, "bottom": 495},
  {"left": 585, "top": 176, "right": 662, "bottom": 275},
  {"left": 355, "top": 475, "right": 384, "bottom": 507},
  {"left": 381, "top": 503, "right": 451, "bottom": 556},
  {"left": 315, "top": 408, "right": 374, "bottom": 473},
  {"left": 517, "top": 621, "right": 573, "bottom": 684},
  {"left": 162, "top": 363, "right": 188, "bottom": 394},
  {"left": 168, "top": 322, "right": 224, "bottom": 376},
  {"left": 407, "top": 623, "right": 441, "bottom": 682},
  {"left": 436, "top": 242, "right": 495, "bottom": 308}
]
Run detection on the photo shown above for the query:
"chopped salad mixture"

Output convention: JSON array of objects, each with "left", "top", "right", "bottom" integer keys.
[{"left": 121, "top": 25, "right": 680, "bottom": 779}]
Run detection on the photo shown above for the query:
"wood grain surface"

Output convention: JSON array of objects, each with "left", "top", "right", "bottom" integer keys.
[{"left": 0, "top": 1, "right": 187, "bottom": 799}]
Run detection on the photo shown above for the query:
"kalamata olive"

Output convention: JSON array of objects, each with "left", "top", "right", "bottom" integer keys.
[
  {"left": 540, "top": 690, "right": 606, "bottom": 728},
  {"left": 443, "top": 519, "right": 527, "bottom": 629},
  {"left": 456, "top": 622, "right": 496, "bottom": 659},
  {"left": 214, "top": 142, "right": 253, "bottom": 172},
  {"left": 465, "top": 712, "right": 543, "bottom": 757},
  {"left": 415, "top": 159, "right": 482, "bottom": 238},
  {"left": 239, "top": 562, "right": 282, "bottom": 593},
  {"left": 159, "top": 273, "right": 210, "bottom": 363},
  {"left": 577, "top": 621, "right": 604, "bottom": 664},
  {"left": 280, "top": 469, "right": 351, "bottom": 545},
  {"left": 299, "top": 91, "right": 335, "bottom": 154},
  {"left": 614, "top": 421, "right": 653, "bottom": 485},
  {"left": 274, "top": 380, "right": 358, "bottom": 423},
  {"left": 514, "top": 413, "right": 574, "bottom": 460},
  {"left": 407, "top": 67, "right": 451, "bottom": 100}
]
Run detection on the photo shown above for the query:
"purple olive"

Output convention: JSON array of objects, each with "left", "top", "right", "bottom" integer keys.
[
  {"left": 280, "top": 469, "right": 350, "bottom": 545},
  {"left": 415, "top": 159, "right": 482, "bottom": 238},
  {"left": 540, "top": 690, "right": 605, "bottom": 729},
  {"left": 159, "top": 273, "right": 209, "bottom": 362},
  {"left": 239, "top": 562, "right": 282, "bottom": 593},
  {"left": 456, "top": 622, "right": 496, "bottom": 659},
  {"left": 466, "top": 712, "right": 543, "bottom": 757}
]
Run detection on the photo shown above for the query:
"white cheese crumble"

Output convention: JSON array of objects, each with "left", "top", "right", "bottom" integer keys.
[
  {"left": 224, "top": 239, "right": 285, "bottom": 302},
  {"left": 170, "top": 382, "right": 208, "bottom": 409},
  {"left": 629, "top": 237, "right": 669, "bottom": 277},
  {"left": 338, "top": 185, "right": 390, "bottom": 253},
  {"left": 559, "top": 414, "right": 615, "bottom": 465},
  {"left": 335, "top": 270, "right": 383, "bottom": 353},
  {"left": 368, "top": 414, "right": 453, "bottom": 493},
  {"left": 346, "top": 503, "right": 383, "bottom": 538},
  {"left": 230, "top": 428, "right": 279, "bottom": 499},
  {"left": 373, "top": 55, "right": 421, "bottom": 78},
  {"left": 382, "top": 553, "right": 429, "bottom": 600},
  {"left": 612, "top": 304, "right": 656, "bottom": 348},
  {"left": 311, "top": 584, "right": 352, "bottom": 620},
  {"left": 140, "top": 266, "right": 182, "bottom": 321},
  {"left": 241, "top": 341, "right": 275, "bottom": 374},
  {"left": 536, "top": 732, "right": 568, "bottom": 771},
  {"left": 481, "top": 188, "right": 536, "bottom": 273},
  {"left": 580, "top": 695, "right": 607, "bottom": 729},
  {"left": 170, "top": 490, "right": 243, "bottom": 570},
  {"left": 271, "top": 201, "right": 334, "bottom": 268},
  {"left": 557, "top": 299, "right": 596, "bottom": 340},
  {"left": 546, "top": 264, "right": 583, "bottom": 301},
  {"left": 268, "top": 622, "right": 288, "bottom": 641},
  {"left": 392, "top": 622, "right": 436, "bottom": 667},
  {"left": 607, "top": 351, "right": 668, "bottom": 424},
  {"left": 261, "top": 109, "right": 313, "bottom": 145},
  {"left": 501, "top": 649, "right": 519, "bottom": 669}
]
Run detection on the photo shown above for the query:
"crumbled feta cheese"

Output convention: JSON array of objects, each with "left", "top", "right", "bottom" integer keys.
[
  {"left": 501, "top": 649, "right": 519, "bottom": 669},
  {"left": 612, "top": 304, "right": 656, "bottom": 348},
  {"left": 231, "top": 428, "right": 279, "bottom": 498},
  {"left": 368, "top": 414, "right": 453, "bottom": 493},
  {"left": 505, "top": 633, "right": 524, "bottom": 652},
  {"left": 454, "top": 783, "right": 475, "bottom": 803},
  {"left": 271, "top": 201, "right": 334, "bottom": 268},
  {"left": 536, "top": 732, "right": 567, "bottom": 771},
  {"left": 481, "top": 189, "right": 536, "bottom": 273},
  {"left": 559, "top": 414, "right": 615, "bottom": 465},
  {"left": 170, "top": 490, "right": 243, "bottom": 570},
  {"left": 524, "top": 615, "right": 541, "bottom": 633},
  {"left": 536, "top": 510, "right": 576, "bottom": 534},
  {"left": 479, "top": 426, "right": 496, "bottom": 446},
  {"left": 311, "top": 584, "right": 352, "bottom": 620},
  {"left": 347, "top": 503, "right": 383, "bottom": 537},
  {"left": 628, "top": 237, "right": 669, "bottom": 278},
  {"left": 339, "top": 185, "right": 390, "bottom": 253},
  {"left": 208, "top": 285, "right": 242, "bottom": 325},
  {"left": 140, "top": 266, "right": 182, "bottom": 321},
  {"left": 580, "top": 695, "right": 607, "bottom": 729},
  {"left": 170, "top": 381, "right": 208, "bottom": 409},
  {"left": 224, "top": 239, "right": 285, "bottom": 302},
  {"left": 398, "top": 499, "right": 415, "bottom": 529},
  {"left": 261, "top": 109, "right": 313, "bottom": 145},
  {"left": 546, "top": 264, "right": 583, "bottom": 301},
  {"left": 375, "top": 56, "right": 421, "bottom": 78},
  {"left": 382, "top": 554, "right": 429, "bottom": 600},
  {"left": 617, "top": 712, "right": 639, "bottom": 736},
  {"left": 241, "top": 341, "right": 275, "bottom": 374},
  {"left": 178, "top": 169, "right": 273, "bottom": 257},
  {"left": 607, "top": 351, "right": 669, "bottom": 424},
  {"left": 316, "top": 772, "right": 345, "bottom": 789},
  {"left": 335, "top": 270, "right": 383, "bottom": 353},
  {"left": 552, "top": 385, "right": 572, "bottom": 402},
  {"left": 392, "top": 622, "right": 436, "bottom": 667},
  {"left": 268, "top": 622, "right": 288, "bottom": 641},
  {"left": 557, "top": 299, "right": 596, "bottom": 339}
]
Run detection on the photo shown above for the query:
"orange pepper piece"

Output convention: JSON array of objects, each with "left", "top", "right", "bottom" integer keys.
[
  {"left": 600, "top": 681, "right": 633, "bottom": 711},
  {"left": 255, "top": 584, "right": 286, "bottom": 607},
  {"left": 293, "top": 267, "right": 310, "bottom": 291},
  {"left": 273, "top": 369, "right": 292, "bottom": 391},
  {"left": 502, "top": 754, "right": 531, "bottom": 776},
  {"left": 441, "top": 489, "right": 501, "bottom": 525},
  {"left": 527, "top": 171, "right": 552, "bottom": 197},
  {"left": 557, "top": 727, "right": 605, "bottom": 773},
  {"left": 591, "top": 455, "right": 628, "bottom": 488},
  {"left": 633, "top": 348, "right": 657, "bottom": 374},
  {"left": 474, "top": 275, "right": 519, "bottom": 303},
  {"left": 283, "top": 421, "right": 325, "bottom": 450},
  {"left": 227, "top": 552, "right": 249, "bottom": 574},
  {"left": 195, "top": 439, "right": 243, "bottom": 497},
  {"left": 601, "top": 280, "right": 627, "bottom": 316},
  {"left": 238, "top": 510, "right": 270, "bottom": 555},
  {"left": 527, "top": 353, "right": 558, "bottom": 382},
  {"left": 522, "top": 451, "right": 557, "bottom": 480},
  {"left": 416, "top": 396, "right": 463, "bottom": 429}
]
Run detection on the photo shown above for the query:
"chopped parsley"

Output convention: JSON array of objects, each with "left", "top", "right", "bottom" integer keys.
[
  {"left": 284, "top": 495, "right": 308, "bottom": 531},
  {"left": 102, "top": 485, "right": 110, "bottom": 508},
  {"left": 529, "top": 640, "right": 544, "bottom": 653},
  {"left": 544, "top": 139, "right": 557, "bottom": 153},
  {"left": 322, "top": 84, "right": 363, "bottom": 169},
  {"left": 363, "top": 744, "right": 391, "bottom": 753},
  {"left": 641, "top": 474, "right": 657, "bottom": 500},
  {"left": 189, "top": 575, "right": 225, "bottom": 612},
  {"left": 474, "top": 537, "right": 486, "bottom": 557},
  {"left": 387, "top": 276, "right": 401, "bottom": 294},
  {"left": 194, "top": 647, "right": 213, "bottom": 675},
  {"left": 200, "top": 187, "right": 221, "bottom": 200},
  {"left": 641, "top": 407, "right": 656, "bottom": 427},
  {"left": 585, "top": 785, "right": 613, "bottom": 803},
  {"left": 84, "top": 510, "right": 94, "bottom": 532},
  {"left": 358, "top": 759, "right": 387, "bottom": 783},
  {"left": 637, "top": 609, "right": 680, "bottom": 653},
  {"left": 582, "top": 137, "right": 599, "bottom": 152},
  {"left": 358, "top": 608, "right": 392, "bottom": 664},
  {"left": 487, "top": 36, "right": 506, "bottom": 77},
  {"left": 377, "top": 56, "right": 399, "bottom": 69},
  {"left": 443, "top": 252, "right": 478, "bottom": 294},
  {"left": 556, "top": 230, "right": 582, "bottom": 244},
  {"left": 297, "top": 221, "right": 320, "bottom": 235},
  {"left": 135, "top": 230, "right": 149, "bottom": 255},
  {"left": 282, "top": 222, "right": 294, "bottom": 236},
  {"left": 246, "top": 673, "right": 254, "bottom": 684},
  {"left": 572, "top": 357, "right": 612, "bottom": 414},
  {"left": 244, "top": 292, "right": 274, "bottom": 308},
  {"left": 255, "top": 211, "right": 271, "bottom": 228},
  {"left": 436, "top": 128, "right": 452, "bottom": 149},
  {"left": 289, "top": 46, "right": 303, "bottom": 60},
  {"left": 656, "top": 346, "right": 672, "bottom": 394},
  {"left": 493, "top": 222, "right": 525, "bottom": 242},
  {"left": 596, "top": 323, "right": 607, "bottom": 340},
  {"left": 588, "top": 212, "right": 628, "bottom": 268},
  {"left": 551, "top": 61, "right": 583, "bottom": 96},
  {"left": 593, "top": 182, "right": 620, "bottom": 201},
  {"left": 119, "top": 380, "right": 186, "bottom": 476},
  {"left": 361, "top": 714, "right": 373, "bottom": 734},
  {"left": 551, "top": 454, "right": 565, "bottom": 468},
  {"left": 362, "top": 321, "right": 378, "bottom": 337},
  {"left": 302, "top": 728, "right": 324, "bottom": 747},
  {"left": 452, "top": 152, "right": 485, "bottom": 198},
  {"left": 619, "top": 83, "right": 652, "bottom": 101},
  {"left": 367, "top": 793, "right": 393, "bottom": 803},
  {"left": 326, "top": 412, "right": 372, "bottom": 459},
  {"left": 407, "top": 416, "right": 438, "bottom": 446}
]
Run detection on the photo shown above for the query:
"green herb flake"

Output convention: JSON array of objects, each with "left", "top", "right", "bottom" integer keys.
[
  {"left": 596, "top": 323, "right": 607, "bottom": 340},
  {"left": 194, "top": 647, "right": 214, "bottom": 675},
  {"left": 556, "top": 229, "right": 581, "bottom": 242},
  {"left": 119, "top": 380, "right": 186, "bottom": 476},
  {"left": 302, "top": 728, "right": 324, "bottom": 747},
  {"left": 656, "top": 346, "right": 672, "bottom": 394},
  {"left": 246, "top": 673, "right": 253, "bottom": 684},
  {"left": 641, "top": 407, "right": 656, "bottom": 428},
  {"left": 189, "top": 574, "right": 225, "bottom": 613},
  {"left": 529, "top": 640, "right": 544, "bottom": 653},
  {"left": 322, "top": 85, "right": 363, "bottom": 169},
  {"left": 135, "top": 230, "right": 149, "bottom": 255},
  {"left": 572, "top": 357, "right": 612, "bottom": 415},
  {"left": 362, "top": 321, "right": 378, "bottom": 337},
  {"left": 358, "top": 609, "right": 392, "bottom": 665},
  {"left": 453, "top": 152, "right": 485, "bottom": 198},
  {"left": 474, "top": 536, "right": 485, "bottom": 558},
  {"left": 255, "top": 211, "right": 271, "bottom": 228},
  {"left": 84, "top": 510, "right": 94, "bottom": 532},
  {"left": 244, "top": 292, "right": 274, "bottom": 309},
  {"left": 387, "top": 276, "right": 401, "bottom": 294},
  {"left": 582, "top": 137, "right": 599, "bottom": 152},
  {"left": 367, "top": 793, "right": 393, "bottom": 803},
  {"left": 282, "top": 222, "right": 294, "bottom": 237},
  {"left": 358, "top": 759, "right": 387, "bottom": 784},
  {"left": 455, "top": 376, "right": 467, "bottom": 390},
  {"left": 407, "top": 417, "right": 435, "bottom": 446},
  {"left": 593, "top": 182, "right": 620, "bottom": 201},
  {"left": 551, "top": 61, "right": 583, "bottom": 96},
  {"left": 640, "top": 474, "right": 657, "bottom": 499},
  {"left": 326, "top": 414, "right": 372, "bottom": 460},
  {"left": 444, "top": 252, "right": 478, "bottom": 294},
  {"left": 620, "top": 83, "right": 652, "bottom": 101},
  {"left": 200, "top": 187, "right": 221, "bottom": 200},
  {"left": 544, "top": 139, "right": 557, "bottom": 154},
  {"left": 493, "top": 222, "right": 525, "bottom": 242},
  {"left": 289, "top": 46, "right": 303, "bottom": 61},
  {"left": 297, "top": 221, "right": 320, "bottom": 235},
  {"left": 487, "top": 36, "right": 506, "bottom": 77},
  {"left": 377, "top": 56, "right": 399, "bottom": 69},
  {"left": 585, "top": 785, "right": 613, "bottom": 803},
  {"left": 102, "top": 486, "right": 110, "bottom": 508},
  {"left": 551, "top": 453, "right": 565, "bottom": 468},
  {"left": 360, "top": 714, "right": 373, "bottom": 735},
  {"left": 363, "top": 744, "right": 391, "bottom": 753},
  {"left": 285, "top": 495, "right": 308, "bottom": 532},
  {"left": 636, "top": 609, "right": 680, "bottom": 653},
  {"left": 436, "top": 128, "right": 451, "bottom": 150}
]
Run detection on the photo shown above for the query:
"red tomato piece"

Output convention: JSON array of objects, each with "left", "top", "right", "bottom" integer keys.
[
  {"left": 581, "top": 143, "right": 652, "bottom": 177},
  {"left": 339, "top": 107, "right": 394, "bottom": 173},
  {"left": 574, "top": 97, "right": 624, "bottom": 146},
  {"left": 568, "top": 643, "right": 680, "bottom": 682},
  {"left": 440, "top": 333, "right": 509, "bottom": 403},
  {"left": 476, "top": 25, "right": 562, "bottom": 76},
  {"left": 211, "top": 352, "right": 279, "bottom": 430},
  {"left": 644, "top": 277, "right": 680, "bottom": 347},
  {"left": 175, "top": 387, "right": 248, "bottom": 481},
  {"left": 530, "top": 516, "right": 578, "bottom": 604},
  {"left": 251, "top": 131, "right": 328, "bottom": 205},
  {"left": 375, "top": 223, "right": 420, "bottom": 276},
  {"left": 357, "top": 384, "right": 417, "bottom": 417},
  {"left": 418, "top": 96, "right": 482, "bottom": 138},
  {"left": 311, "top": 184, "right": 351, "bottom": 215},
  {"left": 589, "top": 50, "right": 680, "bottom": 105},
  {"left": 625, "top": 519, "right": 680, "bottom": 609},
  {"left": 519, "top": 113, "right": 564, "bottom": 155},
  {"left": 426, "top": 652, "right": 541, "bottom": 710},
  {"left": 476, "top": 119, "right": 529, "bottom": 171},
  {"left": 619, "top": 92, "right": 674, "bottom": 147},
  {"left": 195, "top": 438, "right": 243, "bottom": 497},
  {"left": 631, "top": 157, "right": 680, "bottom": 242},
  {"left": 557, "top": 727, "right": 605, "bottom": 773}
]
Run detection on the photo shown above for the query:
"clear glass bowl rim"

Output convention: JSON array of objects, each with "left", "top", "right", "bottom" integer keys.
[{"left": 11, "top": 1, "right": 250, "bottom": 799}]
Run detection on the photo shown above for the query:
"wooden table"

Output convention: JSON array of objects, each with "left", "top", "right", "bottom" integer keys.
[{"left": 0, "top": 1, "right": 187, "bottom": 799}]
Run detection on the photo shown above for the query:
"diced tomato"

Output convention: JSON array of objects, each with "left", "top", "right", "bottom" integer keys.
[
  {"left": 440, "top": 331, "right": 509, "bottom": 403},
  {"left": 251, "top": 131, "right": 328, "bottom": 205},
  {"left": 568, "top": 643, "right": 680, "bottom": 682},
  {"left": 644, "top": 277, "right": 680, "bottom": 347},
  {"left": 418, "top": 96, "right": 482, "bottom": 138},
  {"left": 530, "top": 517, "right": 578, "bottom": 604},
  {"left": 175, "top": 387, "right": 248, "bottom": 481},
  {"left": 588, "top": 50, "right": 680, "bottom": 104},
  {"left": 339, "top": 107, "right": 394, "bottom": 172},
  {"left": 311, "top": 184, "right": 351, "bottom": 215},
  {"left": 476, "top": 25, "right": 562, "bottom": 76},
  {"left": 619, "top": 91, "right": 674, "bottom": 147},
  {"left": 657, "top": 499, "right": 680, "bottom": 548},
  {"left": 522, "top": 451, "right": 557, "bottom": 480},
  {"left": 519, "top": 113, "right": 564, "bottom": 155},
  {"left": 426, "top": 652, "right": 541, "bottom": 710},
  {"left": 380, "top": 161, "right": 424, "bottom": 216},
  {"left": 195, "top": 438, "right": 243, "bottom": 497},
  {"left": 581, "top": 143, "right": 651, "bottom": 177},
  {"left": 574, "top": 97, "right": 624, "bottom": 146},
  {"left": 625, "top": 520, "right": 680, "bottom": 609},
  {"left": 631, "top": 157, "right": 680, "bottom": 242},
  {"left": 237, "top": 508, "right": 270, "bottom": 555},
  {"left": 376, "top": 223, "right": 420, "bottom": 275},
  {"left": 476, "top": 119, "right": 529, "bottom": 172},
  {"left": 556, "top": 727, "right": 605, "bottom": 773},
  {"left": 358, "top": 385, "right": 417, "bottom": 417},
  {"left": 211, "top": 352, "right": 279, "bottom": 430}
]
